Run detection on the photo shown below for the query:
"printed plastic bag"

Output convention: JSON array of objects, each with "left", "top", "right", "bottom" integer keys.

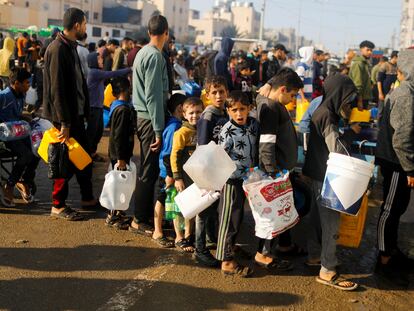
[
  {"left": 0, "top": 120, "right": 31, "bottom": 141},
  {"left": 243, "top": 169, "right": 299, "bottom": 239},
  {"left": 99, "top": 162, "right": 136, "bottom": 211}
]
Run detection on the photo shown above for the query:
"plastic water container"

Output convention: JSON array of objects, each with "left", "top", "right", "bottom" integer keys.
[
  {"left": 349, "top": 108, "right": 370, "bottom": 123},
  {"left": 38, "top": 127, "right": 92, "bottom": 170},
  {"left": 321, "top": 153, "right": 374, "bottom": 215},
  {"left": 30, "top": 118, "right": 53, "bottom": 156},
  {"left": 0, "top": 120, "right": 31, "bottom": 141},
  {"left": 183, "top": 141, "right": 236, "bottom": 191},
  {"left": 99, "top": 162, "right": 137, "bottom": 211},
  {"left": 104, "top": 84, "right": 116, "bottom": 109},
  {"left": 296, "top": 99, "right": 309, "bottom": 123},
  {"left": 174, "top": 183, "right": 220, "bottom": 219}
]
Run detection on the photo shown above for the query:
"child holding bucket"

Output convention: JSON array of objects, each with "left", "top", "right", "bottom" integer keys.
[
  {"left": 105, "top": 76, "right": 136, "bottom": 229},
  {"left": 216, "top": 90, "right": 258, "bottom": 277},
  {"left": 302, "top": 74, "right": 361, "bottom": 291}
]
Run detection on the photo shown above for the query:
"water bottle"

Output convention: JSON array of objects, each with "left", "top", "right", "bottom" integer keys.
[
  {"left": 0, "top": 120, "right": 31, "bottom": 141},
  {"left": 165, "top": 187, "right": 178, "bottom": 221},
  {"left": 244, "top": 167, "right": 271, "bottom": 184}
]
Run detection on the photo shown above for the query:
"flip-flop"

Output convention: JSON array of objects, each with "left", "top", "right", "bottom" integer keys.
[
  {"left": 175, "top": 238, "right": 195, "bottom": 253},
  {"left": 222, "top": 265, "right": 253, "bottom": 278},
  {"left": 152, "top": 236, "right": 174, "bottom": 248},
  {"left": 50, "top": 207, "right": 84, "bottom": 221},
  {"left": 129, "top": 224, "right": 153, "bottom": 237},
  {"left": 316, "top": 274, "right": 358, "bottom": 291}
]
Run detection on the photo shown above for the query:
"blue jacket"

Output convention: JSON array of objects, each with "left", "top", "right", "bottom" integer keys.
[
  {"left": 159, "top": 116, "right": 182, "bottom": 178},
  {"left": 197, "top": 105, "right": 228, "bottom": 145},
  {"left": 214, "top": 38, "right": 234, "bottom": 89},
  {"left": 0, "top": 87, "right": 24, "bottom": 122}
]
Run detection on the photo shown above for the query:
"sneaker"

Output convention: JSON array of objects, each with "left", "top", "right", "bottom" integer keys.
[
  {"left": 193, "top": 250, "right": 219, "bottom": 267},
  {"left": 1, "top": 184, "right": 15, "bottom": 207},
  {"left": 16, "top": 182, "right": 34, "bottom": 203},
  {"left": 375, "top": 256, "right": 409, "bottom": 288}
]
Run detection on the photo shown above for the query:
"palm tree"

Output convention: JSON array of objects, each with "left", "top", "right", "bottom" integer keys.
[{"left": 220, "top": 25, "right": 241, "bottom": 38}]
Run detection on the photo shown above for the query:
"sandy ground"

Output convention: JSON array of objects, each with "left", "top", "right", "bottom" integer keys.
[{"left": 0, "top": 134, "right": 413, "bottom": 311}]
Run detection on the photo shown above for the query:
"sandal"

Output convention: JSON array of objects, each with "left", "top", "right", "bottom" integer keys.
[
  {"left": 129, "top": 222, "right": 153, "bottom": 237},
  {"left": 175, "top": 238, "right": 195, "bottom": 253},
  {"left": 105, "top": 212, "right": 131, "bottom": 230},
  {"left": 316, "top": 274, "right": 358, "bottom": 291},
  {"left": 277, "top": 243, "right": 308, "bottom": 257},
  {"left": 255, "top": 258, "right": 294, "bottom": 272},
  {"left": 222, "top": 264, "right": 253, "bottom": 278},
  {"left": 50, "top": 206, "right": 84, "bottom": 221},
  {"left": 152, "top": 236, "right": 174, "bottom": 248}
]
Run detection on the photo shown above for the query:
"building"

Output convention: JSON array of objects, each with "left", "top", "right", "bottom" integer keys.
[
  {"left": 400, "top": 0, "right": 414, "bottom": 48},
  {"left": 265, "top": 27, "right": 313, "bottom": 53},
  {"left": 150, "top": 0, "right": 189, "bottom": 41},
  {"left": 189, "top": 10, "right": 232, "bottom": 45},
  {"left": 229, "top": 1, "right": 260, "bottom": 38}
]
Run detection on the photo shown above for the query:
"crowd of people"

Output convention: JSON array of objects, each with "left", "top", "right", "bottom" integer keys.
[{"left": 0, "top": 7, "right": 413, "bottom": 290}]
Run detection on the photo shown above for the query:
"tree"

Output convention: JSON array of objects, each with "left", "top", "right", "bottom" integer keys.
[{"left": 220, "top": 25, "right": 241, "bottom": 38}]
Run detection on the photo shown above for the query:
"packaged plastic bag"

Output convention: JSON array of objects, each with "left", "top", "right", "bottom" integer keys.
[
  {"left": 174, "top": 183, "right": 221, "bottom": 219},
  {"left": 25, "top": 86, "right": 38, "bottom": 106},
  {"left": 243, "top": 169, "right": 300, "bottom": 239},
  {"left": 99, "top": 162, "right": 136, "bottom": 211},
  {"left": 0, "top": 120, "right": 31, "bottom": 141}
]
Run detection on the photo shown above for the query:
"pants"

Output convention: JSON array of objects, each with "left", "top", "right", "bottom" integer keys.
[
  {"left": 306, "top": 179, "right": 340, "bottom": 272},
  {"left": 195, "top": 200, "right": 219, "bottom": 253},
  {"left": 377, "top": 166, "right": 411, "bottom": 256},
  {"left": 134, "top": 118, "right": 159, "bottom": 224},
  {"left": 87, "top": 107, "right": 104, "bottom": 154},
  {"left": 52, "top": 122, "right": 94, "bottom": 208},
  {"left": 5, "top": 137, "right": 40, "bottom": 186},
  {"left": 216, "top": 181, "right": 245, "bottom": 261}
]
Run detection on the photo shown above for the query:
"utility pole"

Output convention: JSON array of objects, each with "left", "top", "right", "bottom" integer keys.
[
  {"left": 296, "top": 0, "right": 303, "bottom": 53},
  {"left": 259, "top": 0, "right": 266, "bottom": 41}
]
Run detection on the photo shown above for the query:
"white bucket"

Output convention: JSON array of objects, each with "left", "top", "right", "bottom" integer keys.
[
  {"left": 174, "top": 183, "right": 221, "bottom": 219},
  {"left": 321, "top": 153, "right": 374, "bottom": 215}
]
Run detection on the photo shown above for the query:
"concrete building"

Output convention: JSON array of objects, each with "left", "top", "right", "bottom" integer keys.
[
  {"left": 400, "top": 0, "right": 414, "bottom": 48},
  {"left": 230, "top": 1, "right": 260, "bottom": 38},
  {"left": 189, "top": 10, "right": 232, "bottom": 45},
  {"left": 150, "top": 0, "right": 189, "bottom": 41},
  {"left": 265, "top": 27, "right": 313, "bottom": 53}
]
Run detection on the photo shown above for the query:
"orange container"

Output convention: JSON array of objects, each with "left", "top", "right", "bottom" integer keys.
[
  {"left": 38, "top": 127, "right": 92, "bottom": 171},
  {"left": 286, "top": 101, "right": 296, "bottom": 111},
  {"left": 296, "top": 99, "right": 310, "bottom": 123},
  {"left": 337, "top": 195, "right": 369, "bottom": 248},
  {"left": 201, "top": 89, "right": 212, "bottom": 107},
  {"left": 104, "top": 84, "right": 116, "bottom": 109},
  {"left": 349, "top": 108, "right": 370, "bottom": 123}
]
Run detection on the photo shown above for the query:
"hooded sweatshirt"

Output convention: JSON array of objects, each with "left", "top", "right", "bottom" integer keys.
[
  {"left": 348, "top": 55, "right": 372, "bottom": 101},
  {"left": 303, "top": 74, "right": 358, "bottom": 182},
  {"left": 214, "top": 38, "right": 234, "bottom": 89},
  {"left": 375, "top": 50, "right": 414, "bottom": 176},
  {"left": 296, "top": 46, "right": 314, "bottom": 99},
  {"left": 0, "top": 37, "right": 15, "bottom": 77},
  {"left": 159, "top": 116, "right": 182, "bottom": 179},
  {"left": 197, "top": 105, "right": 228, "bottom": 145}
]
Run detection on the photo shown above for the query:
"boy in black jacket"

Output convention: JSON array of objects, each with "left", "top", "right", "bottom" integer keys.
[{"left": 106, "top": 76, "right": 136, "bottom": 229}]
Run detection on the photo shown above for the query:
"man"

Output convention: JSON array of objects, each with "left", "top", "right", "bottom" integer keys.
[
  {"left": 371, "top": 56, "right": 387, "bottom": 104},
  {"left": 130, "top": 15, "right": 169, "bottom": 234},
  {"left": 43, "top": 27, "right": 60, "bottom": 49},
  {"left": 0, "top": 68, "right": 40, "bottom": 207},
  {"left": 348, "top": 40, "right": 375, "bottom": 110},
  {"left": 104, "top": 39, "right": 119, "bottom": 71},
  {"left": 214, "top": 37, "right": 234, "bottom": 90},
  {"left": 375, "top": 50, "right": 414, "bottom": 287},
  {"left": 127, "top": 37, "right": 148, "bottom": 67},
  {"left": 267, "top": 43, "right": 289, "bottom": 79},
  {"left": 17, "top": 32, "right": 29, "bottom": 68},
  {"left": 256, "top": 50, "right": 269, "bottom": 87},
  {"left": 112, "top": 37, "right": 133, "bottom": 71},
  {"left": 43, "top": 7, "right": 98, "bottom": 220},
  {"left": 25, "top": 34, "right": 42, "bottom": 73},
  {"left": 312, "top": 50, "right": 325, "bottom": 99},
  {"left": 77, "top": 33, "right": 89, "bottom": 76},
  {"left": 377, "top": 51, "right": 398, "bottom": 101}
]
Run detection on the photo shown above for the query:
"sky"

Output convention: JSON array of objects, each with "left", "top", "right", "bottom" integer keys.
[{"left": 190, "top": 0, "right": 402, "bottom": 54}]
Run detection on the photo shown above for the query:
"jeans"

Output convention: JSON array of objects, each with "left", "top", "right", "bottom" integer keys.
[{"left": 195, "top": 200, "right": 219, "bottom": 253}]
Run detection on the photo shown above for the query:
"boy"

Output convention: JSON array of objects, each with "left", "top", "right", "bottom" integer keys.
[
  {"left": 234, "top": 61, "right": 253, "bottom": 105},
  {"left": 217, "top": 90, "right": 258, "bottom": 277},
  {"left": 195, "top": 75, "right": 229, "bottom": 267},
  {"left": 375, "top": 50, "right": 414, "bottom": 288},
  {"left": 152, "top": 93, "right": 186, "bottom": 248},
  {"left": 106, "top": 76, "right": 136, "bottom": 229},
  {"left": 171, "top": 97, "right": 204, "bottom": 252},
  {"left": 303, "top": 74, "right": 360, "bottom": 291},
  {"left": 255, "top": 68, "right": 304, "bottom": 271},
  {"left": 0, "top": 68, "right": 39, "bottom": 207}
]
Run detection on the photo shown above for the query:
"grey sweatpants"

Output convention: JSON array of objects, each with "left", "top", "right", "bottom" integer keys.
[{"left": 306, "top": 179, "right": 340, "bottom": 272}]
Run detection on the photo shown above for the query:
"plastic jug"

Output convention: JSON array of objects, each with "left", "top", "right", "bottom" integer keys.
[
  {"left": 349, "top": 108, "right": 370, "bottom": 123},
  {"left": 183, "top": 141, "right": 236, "bottom": 191},
  {"left": 38, "top": 127, "right": 92, "bottom": 170},
  {"left": 99, "top": 162, "right": 136, "bottom": 211},
  {"left": 30, "top": 118, "right": 53, "bottom": 156},
  {"left": 0, "top": 120, "right": 31, "bottom": 141},
  {"left": 296, "top": 99, "right": 309, "bottom": 123},
  {"left": 174, "top": 183, "right": 220, "bottom": 219},
  {"left": 104, "top": 84, "right": 116, "bottom": 109}
]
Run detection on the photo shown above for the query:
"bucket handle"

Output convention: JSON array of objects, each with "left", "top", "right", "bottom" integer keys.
[{"left": 336, "top": 137, "right": 351, "bottom": 157}]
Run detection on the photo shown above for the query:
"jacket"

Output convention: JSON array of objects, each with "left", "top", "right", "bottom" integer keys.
[
  {"left": 0, "top": 37, "right": 15, "bottom": 77},
  {"left": 349, "top": 55, "right": 372, "bottom": 100},
  {"left": 42, "top": 32, "right": 90, "bottom": 127},
  {"left": 267, "top": 59, "right": 281, "bottom": 80},
  {"left": 296, "top": 47, "right": 314, "bottom": 99},
  {"left": 257, "top": 94, "right": 298, "bottom": 173},
  {"left": 218, "top": 117, "right": 259, "bottom": 180},
  {"left": 376, "top": 50, "right": 414, "bottom": 176},
  {"left": 303, "top": 74, "right": 358, "bottom": 182},
  {"left": 112, "top": 47, "right": 126, "bottom": 71},
  {"left": 197, "top": 105, "right": 228, "bottom": 145},
  {"left": 171, "top": 122, "right": 197, "bottom": 185},
  {"left": 0, "top": 87, "right": 24, "bottom": 122},
  {"left": 159, "top": 116, "right": 182, "bottom": 179},
  {"left": 108, "top": 100, "right": 137, "bottom": 162},
  {"left": 214, "top": 38, "right": 234, "bottom": 89}
]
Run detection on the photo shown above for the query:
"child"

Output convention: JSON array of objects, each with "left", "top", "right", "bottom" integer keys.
[
  {"left": 217, "top": 90, "right": 258, "bottom": 277},
  {"left": 152, "top": 93, "right": 186, "bottom": 248},
  {"left": 234, "top": 61, "right": 253, "bottom": 105},
  {"left": 106, "top": 76, "right": 136, "bottom": 229},
  {"left": 255, "top": 68, "right": 304, "bottom": 272},
  {"left": 302, "top": 74, "right": 360, "bottom": 291},
  {"left": 195, "top": 75, "right": 229, "bottom": 267},
  {"left": 171, "top": 97, "right": 204, "bottom": 252}
]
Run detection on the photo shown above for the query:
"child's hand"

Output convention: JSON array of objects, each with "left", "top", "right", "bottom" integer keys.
[
  {"left": 165, "top": 176, "right": 175, "bottom": 188},
  {"left": 117, "top": 160, "right": 127, "bottom": 171},
  {"left": 175, "top": 179, "right": 185, "bottom": 192}
]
